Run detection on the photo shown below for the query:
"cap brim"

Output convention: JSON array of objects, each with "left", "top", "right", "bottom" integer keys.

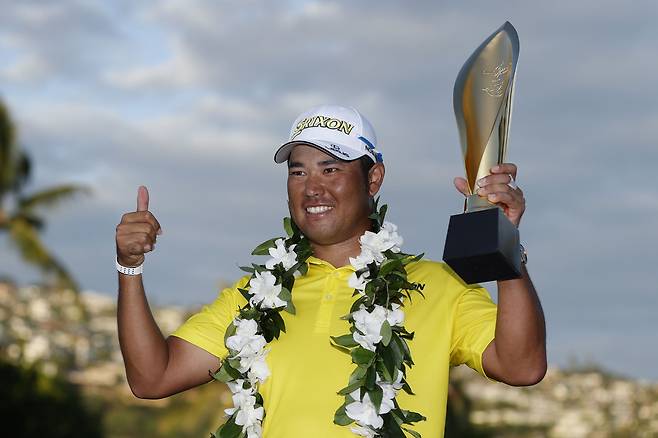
[{"left": 274, "top": 140, "right": 365, "bottom": 163}]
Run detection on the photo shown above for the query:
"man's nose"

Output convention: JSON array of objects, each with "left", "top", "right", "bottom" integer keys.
[{"left": 304, "top": 174, "right": 324, "bottom": 197}]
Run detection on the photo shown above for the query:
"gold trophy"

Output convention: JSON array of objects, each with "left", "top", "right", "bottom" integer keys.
[{"left": 442, "top": 21, "right": 522, "bottom": 284}]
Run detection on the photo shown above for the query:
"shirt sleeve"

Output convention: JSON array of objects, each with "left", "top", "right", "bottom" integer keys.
[
  {"left": 170, "top": 276, "right": 249, "bottom": 359},
  {"left": 449, "top": 286, "right": 498, "bottom": 379}
]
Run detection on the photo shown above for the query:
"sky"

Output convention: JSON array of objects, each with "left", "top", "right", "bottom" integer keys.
[{"left": 1, "top": 0, "right": 657, "bottom": 380}]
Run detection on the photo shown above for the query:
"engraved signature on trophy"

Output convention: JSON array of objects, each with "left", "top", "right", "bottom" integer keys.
[{"left": 481, "top": 62, "right": 511, "bottom": 97}]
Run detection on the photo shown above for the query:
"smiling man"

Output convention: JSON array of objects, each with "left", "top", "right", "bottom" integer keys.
[{"left": 115, "top": 104, "right": 546, "bottom": 437}]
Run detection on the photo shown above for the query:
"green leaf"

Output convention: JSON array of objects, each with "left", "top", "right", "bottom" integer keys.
[
  {"left": 402, "top": 380, "right": 415, "bottom": 395},
  {"left": 279, "top": 286, "right": 292, "bottom": 303},
  {"left": 379, "top": 258, "right": 402, "bottom": 277},
  {"left": 368, "top": 385, "right": 383, "bottom": 412},
  {"left": 227, "top": 357, "right": 242, "bottom": 370},
  {"left": 376, "top": 358, "right": 394, "bottom": 382},
  {"left": 211, "top": 362, "right": 241, "bottom": 383},
  {"left": 223, "top": 322, "right": 237, "bottom": 344},
  {"left": 403, "top": 411, "right": 426, "bottom": 424},
  {"left": 337, "top": 379, "right": 365, "bottom": 395},
  {"left": 351, "top": 347, "right": 375, "bottom": 365},
  {"left": 349, "top": 365, "right": 368, "bottom": 383},
  {"left": 349, "top": 296, "right": 367, "bottom": 313},
  {"left": 237, "top": 287, "right": 252, "bottom": 303},
  {"left": 368, "top": 212, "right": 381, "bottom": 223},
  {"left": 394, "top": 334, "right": 414, "bottom": 364},
  {"left": 333, "top": 404, "right": 354, "bottom": 426},
  {"left": 382, "top": 336, "right": 403, "bottom": 376},
  {"left": 216, "top": 416, "right": 243, "bottom": 438},
  {"left": 365, "top": 365, "right": 376, "bottom": 390},
  {"left": 382, "top": 412, "right": 406, "bottom": 438},
  {"left": 239, "top": 265, "right": 255, "bottom": 273},
  {"left": 331, "top": 334, "right": 358, "bottom": 348},
  {"left": 380, "top": 320, "right": 392, "bottom": 346},
  {"left": 251, "top": 237, "right": 280, "bottom": 256},
  {"left": 401, "top": 427, "right": 422, "bottom": 438},
  {"left": 271, "top": 311, "right": 287, "bottom": 333},
  {"left": 379, "top": 204, "right": 388, "bottom": 223},
  {"left": 283, "top": 217, "right": 294, "bottom": 237}
]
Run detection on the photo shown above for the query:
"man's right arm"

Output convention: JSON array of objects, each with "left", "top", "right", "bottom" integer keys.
[{"left": 116, "top": 186, "right": 219, "bottom": 399}]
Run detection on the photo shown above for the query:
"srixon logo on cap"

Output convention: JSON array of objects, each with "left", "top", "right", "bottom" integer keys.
[{"left": 291, "top": 115, "right": 354, "bottom": 140}]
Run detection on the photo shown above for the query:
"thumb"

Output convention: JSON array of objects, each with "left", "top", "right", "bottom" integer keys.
[
  {"left": 137, "top": 185, "right": 149, "bottom": 212},
  {"left": 453, "top": 177, "right": 471, "bottom": 197}
]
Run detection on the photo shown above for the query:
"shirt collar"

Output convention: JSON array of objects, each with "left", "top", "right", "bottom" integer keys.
[{"left": 306, "top": 256, "right": 355, "bottom": 272}]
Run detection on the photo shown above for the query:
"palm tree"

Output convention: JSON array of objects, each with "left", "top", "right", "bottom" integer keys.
[{"left": 0, "top": 98, "right": 90, "bottom": 293}]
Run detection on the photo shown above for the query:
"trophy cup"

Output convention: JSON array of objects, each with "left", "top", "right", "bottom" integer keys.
[{"left": 442, "top": 21, "right": 522, "bottom": 284}]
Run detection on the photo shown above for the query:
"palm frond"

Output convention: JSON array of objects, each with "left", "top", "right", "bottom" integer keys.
[
  {"left": 18, "top": 184, "right": 92, "bottom": 213},
  {"left": 7, "top": 217, "right": 80, "bottom": 293}
]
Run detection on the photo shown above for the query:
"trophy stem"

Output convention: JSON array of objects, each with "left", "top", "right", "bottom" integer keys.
[{"left": 465, "top": 194, "right": 498, "bottom": 213}]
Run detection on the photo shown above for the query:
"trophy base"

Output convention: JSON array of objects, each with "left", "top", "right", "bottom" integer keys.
[{"left": 442, "top": 207, "right": 521, "bottom": 284}]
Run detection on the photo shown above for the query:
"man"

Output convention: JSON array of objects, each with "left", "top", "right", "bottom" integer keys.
[{"left": 115, "top": 104, "right": 546, "bottom": 437}]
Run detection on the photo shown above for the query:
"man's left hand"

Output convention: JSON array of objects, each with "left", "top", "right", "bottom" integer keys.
[{"left": 453, "top": 163, "right": 526, "bottom": 228}]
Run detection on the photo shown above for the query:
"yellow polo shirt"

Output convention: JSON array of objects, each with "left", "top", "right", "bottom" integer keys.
[{"left": 171, "top": 257, "right": 497, "bottom": 437}]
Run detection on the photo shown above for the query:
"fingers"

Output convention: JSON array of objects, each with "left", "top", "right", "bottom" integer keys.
[
  {"left": 137, "top": 185, "right": 149, "bottom": 212},
  {"left": 116, "top": 186, "right": 163, "bottom": 267},
  {"left": 490, "top": 163, "right": 517, "bottom": 180},
  {"left": 476, "top": 184, "right": 524, "bottom": 203},
  {"left": 121, "top": 211, "right": 162, "bottom": 235},
  {"left": 453, "top": 177, "right": 470, "bottom": 196},
  {"left": 476, "top": 172, "right": 516, "bottom": 188},
  {"left": 116, "top": 222, "right": 158, "bottom": 247}
]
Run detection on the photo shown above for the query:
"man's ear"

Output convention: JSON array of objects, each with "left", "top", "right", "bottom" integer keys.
[{"left": 367, "top": 163, "right": 385, "bottom": 197}]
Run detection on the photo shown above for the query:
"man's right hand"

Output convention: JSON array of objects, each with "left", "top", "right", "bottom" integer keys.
[{"left": 116, "top": 185, "right": 163, "bottom": 267}]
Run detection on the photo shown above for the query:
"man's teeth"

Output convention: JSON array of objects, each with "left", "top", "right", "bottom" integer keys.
[{"left": 306, "top": 206, "right": 333, "bottom": 214}]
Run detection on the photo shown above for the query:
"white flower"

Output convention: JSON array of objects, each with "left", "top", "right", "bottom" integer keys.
[
  {"left": 351, "top": 304, "right": 405, "bottom": 351},
  {"left": 237, "top": 346, "right": 270, "bottom": 375},
  {"left": 224, "top": 379, "right": 264, "bottom": 436},
  {"left": 358, "top": 221, "right": 403, "bottom": 263},
  {"left": 265, "top": 238, "right": 298, "bottom": 270},
  {"left": 245, "top": 422, "right": 262, "bottom": 438},
  {"left": 346, "top": 389, "right": 383, "bottom": 429},
  {"left": 349, "top": 250, "right": 376, "bottom": 271},
  {"left": 226, "top": 319, "right": 267, "bottom": 359},
  {"left": 351, "top": 425, "right": 378, "bottom": 437},
  {"left": 352, "top": 305, "right": 387, "bottom": 352},
  {"left": 377, "top": 371, "right": 404, "bottom": 415},
  {"left": 380, "top": 222, "right": 403, "bottom": 253},
  {"left": 246, "top": 350, "right": 271, "bottom": 384},
  {"left": 348, "top": 272, "right": 369, "bottom": 295},
  {"left": 386, "top": 303, "right": 404, "bottom": 327},
  {"left": 235, "top": 403, "right": 264, "bottom": 429},
  {"left": 224, "top": 379, "right": 256, "bottom": 416},
  {"left": 249, "top": 271, "right": 286, "bottom": 309}
]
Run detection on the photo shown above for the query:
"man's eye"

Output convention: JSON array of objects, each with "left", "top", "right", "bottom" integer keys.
[
  {"left": 324, "top": 168, "right": 339, "bottom": 174},
  {"left": 289, "top": 170, "right": 305, "bottom": 176}
]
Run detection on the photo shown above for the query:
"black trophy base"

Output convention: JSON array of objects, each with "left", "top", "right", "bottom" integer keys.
[{"left": 442, "top": 207, "right": 521, "bottom": 284}]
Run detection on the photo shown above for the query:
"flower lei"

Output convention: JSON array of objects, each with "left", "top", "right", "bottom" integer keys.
[{"left": 211, "top": 200, "right": 426, "bottom": 438}]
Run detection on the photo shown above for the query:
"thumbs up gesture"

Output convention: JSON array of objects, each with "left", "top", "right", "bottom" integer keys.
[{"left": 116, "top": 186, "right": 163, "bottom": 267}]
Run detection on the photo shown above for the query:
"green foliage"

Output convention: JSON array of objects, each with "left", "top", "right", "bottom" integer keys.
[
  {"left": 332, "top": 201, "right": 427, "bottom": 436},
  {"left": 0, "top": 359, "right": 104, "bottom": 438},
  {"left": 0, "top": 98, "right": 90, "bottom": 293},
  {"left": 214, "top": 217, "right": 311, "bottom": 436}
]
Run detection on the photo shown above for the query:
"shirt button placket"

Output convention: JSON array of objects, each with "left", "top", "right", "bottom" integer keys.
[{"left": 313, "top": 271, "right": 338, "bottom": 333}]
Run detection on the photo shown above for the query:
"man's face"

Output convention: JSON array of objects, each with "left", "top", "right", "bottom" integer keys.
[{"left": 287, "top": 145, "right": 378, "bottom": 247}]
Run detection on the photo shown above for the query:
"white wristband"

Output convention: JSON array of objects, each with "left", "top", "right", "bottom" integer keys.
[{"left": 116, "top": 257, "right": 144, "bottom": 275}]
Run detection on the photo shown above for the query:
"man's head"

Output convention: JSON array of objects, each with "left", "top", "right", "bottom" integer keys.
[
  {"left": 274, "top": 104, "right": 383, "bottom": 165},
  {"left": 275, "top": 105, "right": 385, "bottom": 246}
]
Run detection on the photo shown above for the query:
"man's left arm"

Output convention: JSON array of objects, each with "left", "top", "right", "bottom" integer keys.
[{"left": 454, "top": 162, "right": 547, "bottom": 386}]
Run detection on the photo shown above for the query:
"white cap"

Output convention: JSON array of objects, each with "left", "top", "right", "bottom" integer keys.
[{"left": 274, "top": 104, "right": 382, "bottom": 164}]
